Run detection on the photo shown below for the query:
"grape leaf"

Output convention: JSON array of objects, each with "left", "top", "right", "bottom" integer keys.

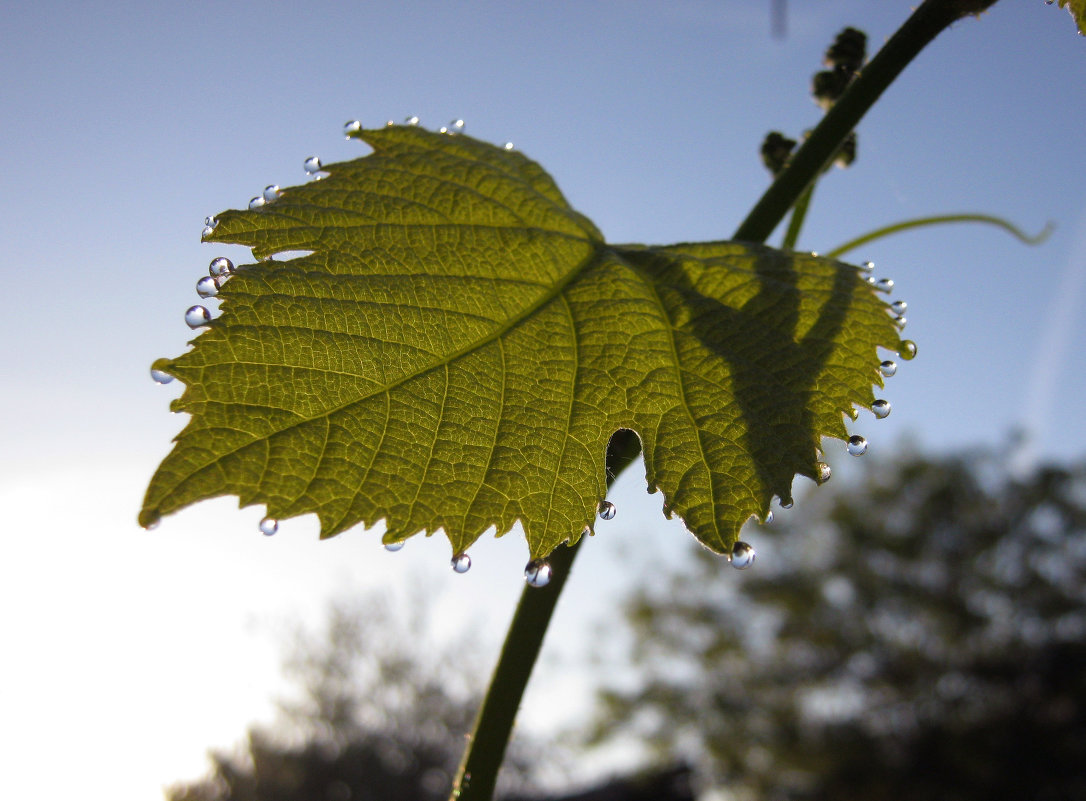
[
  {"left": 141, "top": 125, "right": 910, "bottom": 559},
  {"left": 1052, "top": 0, "right": 1085, "bottom": 35}
]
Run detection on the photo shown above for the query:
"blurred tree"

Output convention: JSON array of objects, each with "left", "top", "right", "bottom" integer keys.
[
  {"left": 166, "top": 596, "right": 536, "bottom": 801},
  {"left": 590, "top": 446, "right": 1086, "bottom": 801}
]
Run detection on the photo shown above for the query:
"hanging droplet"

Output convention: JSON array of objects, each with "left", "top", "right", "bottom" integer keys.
[
  {"left": 248, "top": 195, "right": 266, "bottom": 210},
  {"left": 384, "top": 540, "right": 404, "bottom": 552},
  {"left": 404, "top": 115, "right": 420, "bottom": 126},
  {"left": 763, "top": 510, "right": 774, "bottom": 524},
  {"left": 262, "top": 185, "right": 281, "bottom": 203},
  {"left": 145, "top": 519, "right": 161, "bottom": 530},
  {"left": 816, "top": 461, "right": 832, "bottom": 483},
  {"left": 730, "top": 541, "right": 756, "bottom": 569},
  {"left": 779, "top": 498, "right": 793, "bottom": 509},
  {"left": 344, "top": 120, "right": 362, "bottom": 137},
  {"left": 582, "top": 524, "right": 593, "bottom": 538},
  {"left": 209, "top": 257, "right": 234, "bottom": 278},
  {"left": 503, "top": 142, "right": 515, "bottom": 150},
  {"left": 899, "top": 340, "right": 918, "bottom": 361},
  {"left": 860, "top": 261, "right": 875, "bottom": 272},
  {"left": 303, "top": 155, "right": 322, "bottom": 175},
  {"left": 847, "top": 435, "right": 868, "bottom": 456},
  {"left": 872, "top": 399, "right": 891, "bottom": 419},
  {"left": 196, "top": 276, "right": 219, "bottom": 298},
  {"left": 201, "top": 225, "right": 215, "bottom": 238},
  {"left": 185, "top": 305, "right": 212, "bottom": 328},
  {"left": 385, "top": 119, "right": 395, "bottom": 127},
  {"left": 890, "top": 300, "right": 907, "bottom": 315},
  {"left": 150, "top": 366, "right": 174, "bottom": 384},
  {"left": 440, "top": 119, "right": 465, "bottom": 135},
  {"left": 894, "top": 315, "right": 907, "bottom": 328},
  {"left": 259, "top": 517, "right": 278, "bottom": 536},
  {"left": 598, "top": 500, "right": 617, "bottom": 520},
  {"left": 524, "top": 559, "right": 552, "bottom": 588},
  {"left": 864, "top": 275, "right": 876, "bottom": 285},
  {"left": 880, "top": 360, "right": 898, "bottom": 377},
  {"left": 875, "top": 278, "right": 894, "bottom": 292},
  {"left": 451, "top": 552, "right": 472, "bottom": 573}
]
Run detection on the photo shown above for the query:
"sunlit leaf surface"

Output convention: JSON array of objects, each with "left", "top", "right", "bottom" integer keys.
[{"left": 142, "top": 126, "right": 910, "bottom": 559}]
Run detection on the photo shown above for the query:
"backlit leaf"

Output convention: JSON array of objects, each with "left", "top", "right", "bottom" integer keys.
[{"left": 141, "top": 126, "right": 910, "bottom": 559}]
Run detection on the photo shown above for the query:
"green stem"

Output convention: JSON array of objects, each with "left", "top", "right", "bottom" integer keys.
[
  {"left": 450, "top": 2, "right": 1002, "bottom": 798},
  {"left": 450, "top": 431, "right": 642, "bottom": 801},
  {"left": 733, "top": 0, "right": 999, "bottom": 243},
  {"left": 781, "top": 184, "right": 815, "bottom": 251},
  {"left": 824, "top": 213, "right": 1052, "bottom": 259}
]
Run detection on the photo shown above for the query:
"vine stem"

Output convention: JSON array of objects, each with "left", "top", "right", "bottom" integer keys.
[
  {"left": 733, "top": 0, "right": 999, "bottom": 243},
  {"left": 448, "top": 2, "right": 999, "bottom": 799}
]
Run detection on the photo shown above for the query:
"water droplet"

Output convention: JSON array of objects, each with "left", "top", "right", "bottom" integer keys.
[
  {"left": 847, "top": 435, "right": 868, "bottom": 456},
  {"left": 385, "top": 119, "right": 395, "bottom": 127},
  {"left": 404, "top": 115, "right": 420, "bottom": 126},
  {"left": 524, "top": 559, "right": 552, "bottom": 588},
  {"left": 201, "top": 225, "right": 215, "bottom": 238},
  {"left": 598, "top": 500, "right": 617, "bottom": 520},
  {"left": 209, "top": 257, "right": 234, "bottom": 278},
  {"left": 150, "top": 366, "right": 173, "bottom": 384},
  {"left": 872, "top": 399, "right": 891, "bottom": 419},
  {"left": 201, "top": 216, "right": 219, "bottom": 238},
  {"left": 344, "top": 120, "right": 362, "bottom": 137},
  {"left": 196, "top": 276, "right": 219, "bottom": 298},
  {"left": 248, "top": 195, "right": 265, "bottom": 210},
  {"left": 894, "top": 315, "right": 907, "bottom": 328},
  {"left": 185, "top": 305, "right": 212, "bottom": 328},
  {"left": 259, "top": 517, "right": 278, "bottom": 536},
  {"left": 145, "top": 519, "right": 161, "bottom": 530},
  {"left": 763, "top": 510, "right": 774, "bottom": 524},
  {"left": 860, "top": 261, "right": 875, "bottom": 272},
  {"left": 890, "top": 300, "right": 907, "bottom": 315},
  {"left": 262, "top": 185, "right": 281, "bottom": 203},
  {"left": 899, "top": 340, "right": 917, "bottom": 360},
  {"left": 440, "top": 119, "right": 465, "bottom": 134},
  {"left": 384, "top": 540, "right": 404, "bottom": 552},
  {"left": 582, "top": 525, "right": 593, "bottom": 537},
  {"left": 875, "top": 278, "right": 894, "bottom": 292},
  {"left": 864, "top": 275, "right": 876, "bottom": 285},
  {"left": 204, "top": 216, "right": 216, "bottom": 227},
  {"left": 880, "top": 360, "right": 898, "bottom": 377},
  {"left": 730, "top": 541, "right": 756, "bottom": 569},
  {"left": 451, "top": 552, "right": 472, "bottom": 573},
  {"left": 816, "top": 461, "right": 832, "bottom": 483},
  {"left": 503, "top": 142, "right": 515, "bottom": 150},
  {"left": 780, "top": 498, "right": 793, "bottom": 509},
  {"left": 303, "top": 156, "right": 322, "bottom": 175}
]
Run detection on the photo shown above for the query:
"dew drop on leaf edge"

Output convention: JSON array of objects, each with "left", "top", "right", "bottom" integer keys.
[
  {"left": 598, "top": 500, "right": 617, "bottom": 520},
  {"left": 899, "top": 340, "right": 918, "bottom": 360},
  {"left": 816, "top": 461, "right": 832, "bottom": 483},
  {"left": 303, "top": 156, "right": 322, "bottom": 175},
  {"left": 248, "top": 196, "right": 265, "bottom": 210},
  {"left": 196, "top": 276, "right": 219, "bottom": 298},
  {"left": 524, "top": 559, "right": 552, "bottom": 588},
  {"left": 384, "top": 540, "right": 404, "bottom": 552},
  {"left": 880, "top": 360, "right": 898, "bottom": 377},
  {"left": 344, "top": 120, "right": 362, "bottom": 137},
  {"left": 730, "top": 541, "right": 756, "bottom": 569},
  {"left": 890, "top": 300, "right": 907, "bottom": 315},
  {"left": 763, "top": 510, "right": 774, "bottom": 524},
  {"left": 262, "top": 185, "right": 281, "bottom": 203},
  {"left": 259, "top": 517, "right": 278, "bottom": 536},
  {"left": 451, "top": 552, "right": 471, "bottom": 573},
  {"left": 847, "top": 435, "right": 868, "bottom": 456},
  {"left": 185, "top": 305, "right": 211, "bottom": 328},
  {"left": 404, "top": 115, "right": 420, "bottom": 126},
  {"left": 875, "top": 278, "right": 894, "bottom": 292},
  {"left": 209, "top": 257, "right": 234, "bottom": 278},
  {"left": 872, "top": 399, "right": 891, "bottom": 419},
  {"left": 150, "top": 366, "right": 173, "bottom": 385}
]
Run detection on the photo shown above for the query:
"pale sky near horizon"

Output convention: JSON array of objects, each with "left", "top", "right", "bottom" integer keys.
[{"left": 1, "top": 1, "right": 1084, "bottom": 798}]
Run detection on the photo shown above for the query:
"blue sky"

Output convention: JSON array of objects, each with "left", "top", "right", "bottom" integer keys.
[{"left": 1, "top": 1, "right": 1083, "bottom": 798}]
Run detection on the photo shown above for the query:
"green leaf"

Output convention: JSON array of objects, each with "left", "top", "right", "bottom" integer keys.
[
  {"left": 1052, "top": 0, "right": 1086, "bottom": 35},
  {"left": 141, "top": 126, "right": 910, "bottom": 559}
]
